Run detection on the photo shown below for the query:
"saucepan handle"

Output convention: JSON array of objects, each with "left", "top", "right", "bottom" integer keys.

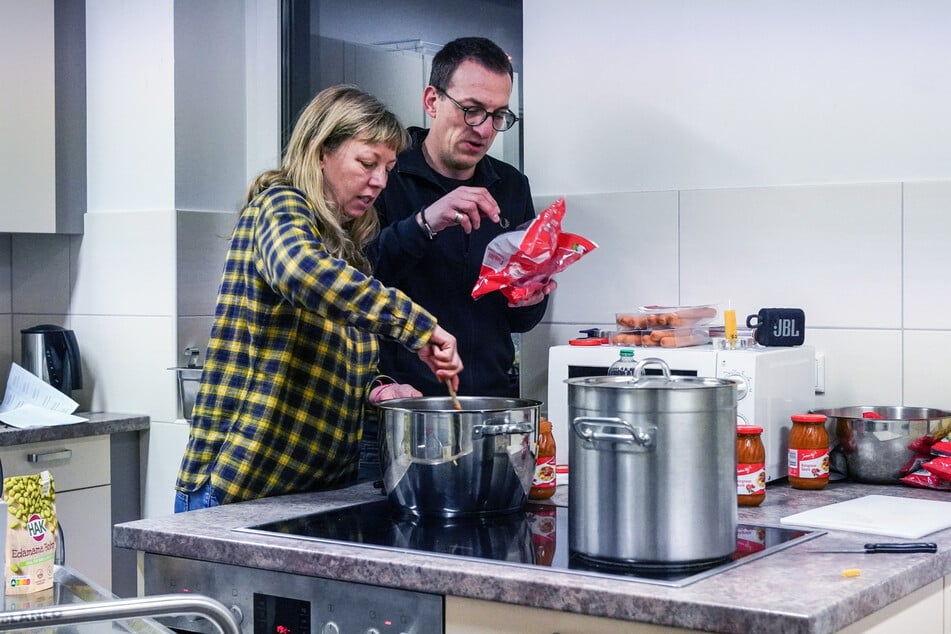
[
  {"left": 571, "top": 416, "right": 655, "bottom": 449},
  {"left": 472, "top": 422, "right": 535, "bottom": 437}
]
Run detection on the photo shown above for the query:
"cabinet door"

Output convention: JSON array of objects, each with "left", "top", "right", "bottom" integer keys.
[
  {"left": 445, "top": 596, "right": 694, "bottom": 633},
  {"left": 0, "top": 0, "right": 84, "bottom": 233},
  {"left": 56, "top": 485, "right": 113, "bottom": 591},
  {"left": 0, "top": 0, "right": 56, "bottom": 232},
  {"left": 0, "top": 436, "right": 111, "bottom": 490},
  {"left": 0, "top": 436, "right": 113, "bottom": 591}
]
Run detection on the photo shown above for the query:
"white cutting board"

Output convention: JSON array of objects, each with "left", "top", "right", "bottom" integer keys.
[{"left": 780, "top": 495, "right": 951, "bottom": 539}]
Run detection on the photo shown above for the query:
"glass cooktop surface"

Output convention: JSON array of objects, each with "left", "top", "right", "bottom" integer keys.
[{"left": 237, "top": 500, "right": 821, "bottom": 587}]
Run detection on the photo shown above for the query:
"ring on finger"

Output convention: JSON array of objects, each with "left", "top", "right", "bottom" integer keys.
[{"left": 454, "top": 211, "right": 463, "bottom": 224}]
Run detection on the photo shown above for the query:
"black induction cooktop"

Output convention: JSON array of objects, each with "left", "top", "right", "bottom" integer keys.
[{"left": 236, "top": 500, "right": 821, "bottom": 587}]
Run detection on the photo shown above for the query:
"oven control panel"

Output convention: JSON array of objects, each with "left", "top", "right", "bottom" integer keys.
[{"left": 143, "top": 553, "right": 443, "bottom": 634}]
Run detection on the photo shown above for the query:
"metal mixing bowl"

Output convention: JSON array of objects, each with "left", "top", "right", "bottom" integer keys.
[{"left": 814, "top": 406, "right": 951, "bottom": 483}]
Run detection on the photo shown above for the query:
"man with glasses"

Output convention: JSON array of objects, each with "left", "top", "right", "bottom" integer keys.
[{"left": 369, "top": 36, "right": 553, "bottom": 402}]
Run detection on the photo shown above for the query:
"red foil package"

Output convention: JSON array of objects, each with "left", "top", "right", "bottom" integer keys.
[
  {"left": 471, "top": 198, "right": 597, "bottom": 303},
  {"left": 900, "top": 442, "right": 951, "bottom": 490}
]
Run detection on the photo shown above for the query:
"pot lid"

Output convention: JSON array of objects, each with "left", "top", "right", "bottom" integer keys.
[
  {"left": 564, "top": 357, "right": 735, "bottom": 390},
  {"left": 565, "top": 374, "right": 732, "bottom": 390}
]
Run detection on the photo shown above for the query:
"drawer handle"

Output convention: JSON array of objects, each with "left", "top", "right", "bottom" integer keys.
[{"left": 27, "top": 449, "right": 72, "bottom": 463}]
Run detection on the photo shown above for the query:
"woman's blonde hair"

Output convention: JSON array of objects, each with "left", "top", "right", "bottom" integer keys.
[{"left": 247, "top": 85, "right": 409, "bottom": 273}]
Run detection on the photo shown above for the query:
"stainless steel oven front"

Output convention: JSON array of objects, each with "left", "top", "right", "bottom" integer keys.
[{"left": 143, "top": 553, "right": 443, "bottom": 634}]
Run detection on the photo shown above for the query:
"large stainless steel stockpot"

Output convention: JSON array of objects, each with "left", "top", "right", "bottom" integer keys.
[
  {"left": 815, "top": 406, "right": 951, "bottom": 483},
  {"left": 377, "top": 396, "right": 540, "bottom": 518},
  {"left": 566, "top": 358, "right": 737, "bottom": 567}
]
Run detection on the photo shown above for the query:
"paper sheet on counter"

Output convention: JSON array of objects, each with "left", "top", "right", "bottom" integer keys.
[{"left": 0, "top": 363, "right": 87, "bottom": 427}]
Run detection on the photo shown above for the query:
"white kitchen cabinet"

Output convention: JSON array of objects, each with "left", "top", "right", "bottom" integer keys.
[
  {"left": 0, "top": 435, "right": 112, "bottom": 590},
  {"left": 945, "top": 574, "right": 950, "bottom": 634},
  {"left": 838, "top": 578, "right": 944, "bottom": 633},
  {"left": 446, "top": 579, "right": 948, "bottom": 634},
  {"left": 446, "top": 596, "right": 693, "bottom": 633},
  {"left": 0, "top": 0, "right": 85, "bottom": 234}
]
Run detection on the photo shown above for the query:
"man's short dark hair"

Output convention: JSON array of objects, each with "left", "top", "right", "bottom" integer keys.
[{"left": 429, "top": 37, "right": 514, "bottom": 90}]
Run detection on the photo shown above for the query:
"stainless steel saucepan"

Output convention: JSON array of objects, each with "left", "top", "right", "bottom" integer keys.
[{"left": 376, "top": 396, "right": 541, "bottom": 518}]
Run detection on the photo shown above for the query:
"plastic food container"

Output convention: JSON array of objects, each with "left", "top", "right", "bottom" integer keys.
[
  {"left": 611, "top": 327, "right": 710, "bottom": 348},
  {"left": 615, "top": 304, "right": 719, "bottom": 331},
  {"left": 613, "top": 305, "right": 717, "bottom": 348}
]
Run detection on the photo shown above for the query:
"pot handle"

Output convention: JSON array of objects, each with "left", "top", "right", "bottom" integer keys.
[
  {"left": 472, "top": 422, "right": 535, "bottom": 437},
  {"left": 571, "top": 416, "right": 654, "bottom": 449},
  {"left": 634, "top": 357, "right": 671, "bottom": 381}
]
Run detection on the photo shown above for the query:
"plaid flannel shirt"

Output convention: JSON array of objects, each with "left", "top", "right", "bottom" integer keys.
[{"left": 176, "top": 186, "right": 436, "bottom": 504}]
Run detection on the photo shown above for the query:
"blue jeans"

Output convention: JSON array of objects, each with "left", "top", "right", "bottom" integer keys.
[{"left": 174, "top": 480, "right": 221, "bottom": 513}]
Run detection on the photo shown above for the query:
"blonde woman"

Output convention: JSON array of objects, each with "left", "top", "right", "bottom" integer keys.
[{"left": 175, "top": 85, "right": 462, "bottom": 509}]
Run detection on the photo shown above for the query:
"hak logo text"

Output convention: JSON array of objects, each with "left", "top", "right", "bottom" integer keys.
[{"left": 27, "top": 514, "right": 47, "bottom": 541}]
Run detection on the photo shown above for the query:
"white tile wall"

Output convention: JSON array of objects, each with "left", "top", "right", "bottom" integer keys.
[
  {"left": 680, "top": 184, "right": 902, "bottom": 328},
  {"left": 807, "top": 329, "right": 903, "bottom": 410},
  {"left": 519, "top": 181, "right": 950, "bottom": 417},
  {"left": 71, "top": 211, "right": 176, "bottom": 316},
  {"left": 903, "top": 181, "right": 951, "bottom": 329},
  {"left": 524, "top": 2, "right": 951, "bottom": 195},
  {"left": 535, "top": 191, "right": 680, "bottom": 322},
  {"left": 69, "top": 314, "right": 177, "bottom": 420},
  {"left": 904, "top": 330, "right": 951, "bottom": 411}
]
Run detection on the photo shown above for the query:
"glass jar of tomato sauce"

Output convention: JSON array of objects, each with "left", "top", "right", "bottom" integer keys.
[
  {"left": 787, "top": 414, "right": 830, "bottom": 490},
  {"left": 737, "top": 425, "right": 766, "bottom": 506}
]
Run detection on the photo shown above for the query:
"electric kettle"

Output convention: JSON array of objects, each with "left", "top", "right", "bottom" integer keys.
[{"left": 20, "top": 325, "right": 83, "bottom": 396}]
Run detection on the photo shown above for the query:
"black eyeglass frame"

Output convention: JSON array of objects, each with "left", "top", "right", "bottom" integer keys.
[{"left": 435, "top": 88, "right": 520, "bottom": 132}]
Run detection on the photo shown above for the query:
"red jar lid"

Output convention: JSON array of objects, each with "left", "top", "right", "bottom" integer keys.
[
  {"left": 791, "top": 414, "right": 827, "bottom": 424},
  {"left": 737, "top": 425, "right": 764, "bottom": 434}
]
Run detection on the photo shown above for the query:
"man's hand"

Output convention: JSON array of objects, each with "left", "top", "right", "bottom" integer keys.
[
  {"left": 508, "top": 279, "right": 557, "bottom": 308},
  {"left": 417, "top": 325, "right": 464, "bottom": 391},
  {"left": 419, "top": 187, "right": 501, "bottom": 234}
]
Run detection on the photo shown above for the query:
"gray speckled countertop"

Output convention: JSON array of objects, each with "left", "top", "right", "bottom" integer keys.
[
  {"left": 114, "top": 481, "right": 951, "bottom": 634},
  {"left": 0, "top": 412, "right": 149, "bottom": 446}
]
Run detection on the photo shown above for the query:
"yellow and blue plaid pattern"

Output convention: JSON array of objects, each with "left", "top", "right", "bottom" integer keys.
[{"left": 176, "top": 186, "right": 436, "bottom": 504}]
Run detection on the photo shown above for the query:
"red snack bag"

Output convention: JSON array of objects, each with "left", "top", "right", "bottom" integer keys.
[
  {"left": 923, "top": 456, "right": 951, "bottom": 481},
  {"left": 901, "top": 465, "right": 951, "bottom": 491},
  {"left": 931, "top": 441, "right": 951, "bottom": 457},
  {"left": 471, "top": 198, "right": 597, "bottom": 303}
]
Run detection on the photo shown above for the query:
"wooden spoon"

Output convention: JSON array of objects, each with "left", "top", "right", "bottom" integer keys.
[{"left": 445, "top": 379, "right": 463, "bottom": 411}]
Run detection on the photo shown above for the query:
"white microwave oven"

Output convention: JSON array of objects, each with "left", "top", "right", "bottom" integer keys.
[{"left": 547, "top": 344, "right": 816, "bottom": 483}]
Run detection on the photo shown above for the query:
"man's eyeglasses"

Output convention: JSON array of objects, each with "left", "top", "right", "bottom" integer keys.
[{"left": 436, "top": 88, "right": 520, "bottom": 132}]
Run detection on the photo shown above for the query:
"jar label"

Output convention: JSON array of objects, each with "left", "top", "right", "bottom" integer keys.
[
  {"left": 737, "top": 462, "right": 766, "bottom": 495},
  {"left": 736, "top": 525, "right": 767, "bottom": 555},
  {"left": 531, "top": 455, "right": 557, "bottom": 488},
  {"left": 788, "top": 448, "right": 830, "bottom": 479}
]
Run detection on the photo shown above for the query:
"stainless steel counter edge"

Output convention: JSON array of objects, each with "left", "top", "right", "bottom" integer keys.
[
  {"left": 0, "top": 412, "right": 149, "bottom": 445},
  {"left": 113, "top": 482, "right": 951, "bottom": 634}
]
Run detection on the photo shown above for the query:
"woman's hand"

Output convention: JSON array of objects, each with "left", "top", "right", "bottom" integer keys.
[
  {"left": 369, "top": 382, "right": 421, "bottom": 404},
  {"left": 417, "top": 325, "right": 463, "bottom": 390}
]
